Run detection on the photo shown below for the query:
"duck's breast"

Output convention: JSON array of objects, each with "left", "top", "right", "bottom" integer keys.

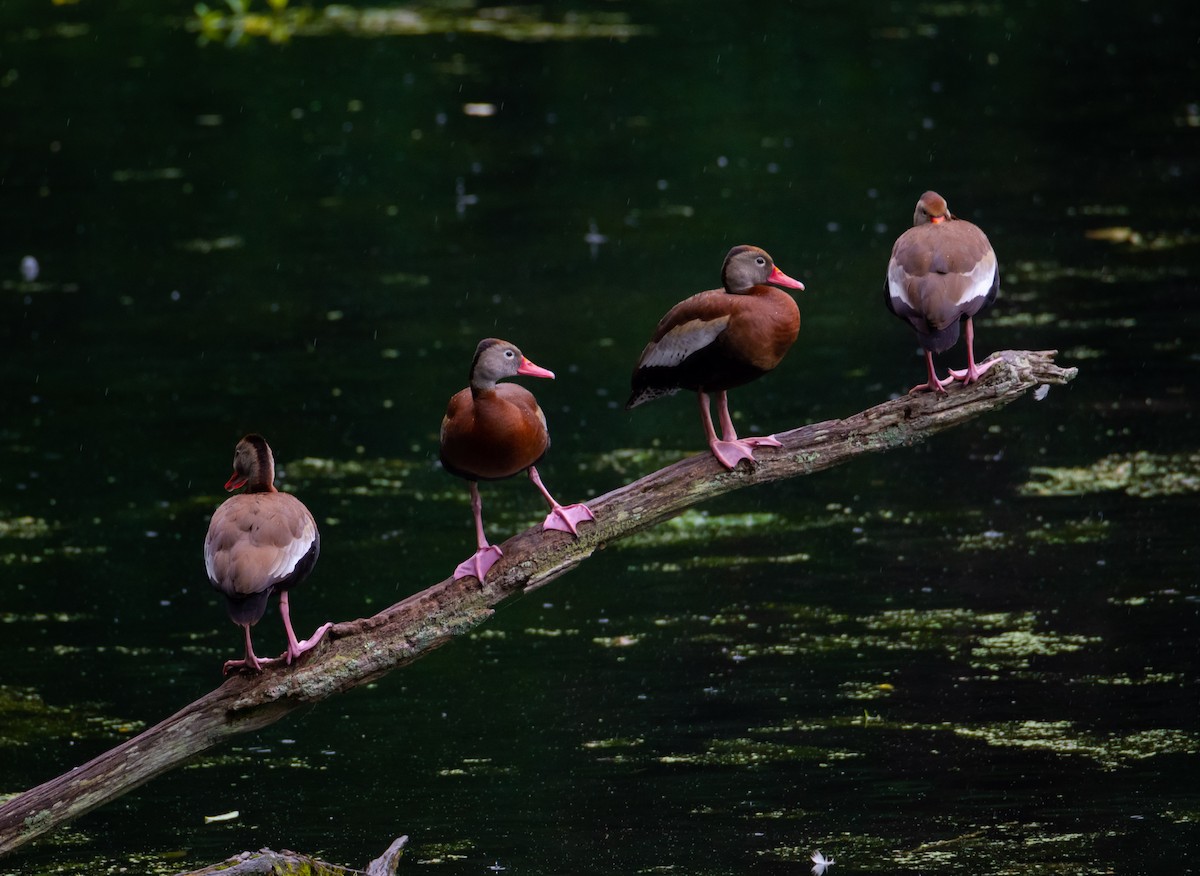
[
  {"left": 719, "top": 286, "right": 800, "bottom": 372},
  {"left": 440, "top": 385, "right": 549, "bottom": 480}
]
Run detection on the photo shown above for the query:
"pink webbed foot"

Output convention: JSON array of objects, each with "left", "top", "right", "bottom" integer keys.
[
  {"left": 909, "top": 350, "right": 954, "bottom": 396},
  {"left": 908, "top": 374, "right": 954, "bottom": 396},
  {"left": 223, "top": 624, "right": 276, "bottom": 675},
  {"left": 710, "top": 435, "right": 782, "bottom": 470},
  {"left": 948, "top": 356, "right": 1000, "bottom": 385},
  {"left": 542, "top": 503, "right": 595, "bottom": 536},
  {"left": 454, "top": 545, "right": 504, "bottom": 583},
  {"left": 285, "top": 621, "right": 333, "bottom": 665},
  {"left": 222, "top": 653, "right": 277, "bottom": 675}
]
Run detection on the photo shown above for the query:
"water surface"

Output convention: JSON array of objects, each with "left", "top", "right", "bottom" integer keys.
[{"left": 1, "top": 1, "right": 1197, "bottom": 873}]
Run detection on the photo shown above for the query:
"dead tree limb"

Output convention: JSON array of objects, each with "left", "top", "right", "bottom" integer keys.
[
  {"left": 0, "top": 350, "right": 1077, "bottom": 857},
  {"left": 171, "top": 834, "right": 408, "bottom": 875}
]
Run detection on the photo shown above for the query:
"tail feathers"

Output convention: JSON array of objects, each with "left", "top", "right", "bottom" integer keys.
[{"left": 626, "top": 385, "right": 679, "bottom": 410}]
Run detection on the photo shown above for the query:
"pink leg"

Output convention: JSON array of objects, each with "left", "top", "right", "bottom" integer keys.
[
  {"left": 279, "top": 590, "right": 332, "bottom": 665},
  {"left": 223, "top": 623, "right": 271, "bottom": 675},
  {"left": 454, "top": 482, "right": 503, "bottom": 582},
  {"left": 528, "top": 465, "right": 594, "bottom": 536},
  {"left": 909, "top": 349, "right": 954, "bottom": 395},
  {"left": 716, "top": 391, "right": 782, "bottom": 450},
  {"left": 948, "top": 318, "right": 999, "bottom": 384},
  {"left": 698, "top": 391, "right": 781, "bottom": 470}
]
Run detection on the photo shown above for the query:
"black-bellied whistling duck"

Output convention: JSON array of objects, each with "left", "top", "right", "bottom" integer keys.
[
  {"left": 440, "top": 338, "right": 595, "bottom": 582},
  {"left": 203, "top": 434, "right": 331, "bottom": 674},
  {"left": 885, "top": 190, "right": 1000, "bottom": 395},
  {"left": 626, "top": 244, "right": 806, "bottom": 470}
]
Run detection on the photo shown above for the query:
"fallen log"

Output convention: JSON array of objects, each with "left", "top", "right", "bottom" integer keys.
[
  {"left": 0, "top": 350, "right": 1077, "bottom": 856},
  {"left": 173, "top": 834, "right": 408, "bottom": 875}
]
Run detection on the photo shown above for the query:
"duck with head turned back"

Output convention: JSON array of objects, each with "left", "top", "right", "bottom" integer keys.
[
  {"left": 203, "top": 434, "right": 332, "bottom": 674},
  {"left": 885, "top": 191, "right": 1000, "bottom": 395},
  {"left": 440, "top": 338, "right": 595, "bottom": 583},
  {"left": 626, "top": 244, "right": 806, "bottom": 470}
]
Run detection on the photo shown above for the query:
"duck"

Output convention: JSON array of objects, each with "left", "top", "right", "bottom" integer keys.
[
  {"left": 440, "top": 338, "right": 595, "bottom": 583},
  {"left": 626, "top": 244, "right": 806, "bottom": 469},
  {"left": 885, "top": 190, "right": 1000, "bottom": 394},
  {"left": 203, "top": 434, "right": 331, "bottom": 674}
]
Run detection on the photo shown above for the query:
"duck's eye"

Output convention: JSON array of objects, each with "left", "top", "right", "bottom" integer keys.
[
  {"left": 755, "top": 256, "right": 766, "bottom": 266},
  {"left": 504, "top": 349, "right": 515, "bottom": 358}
]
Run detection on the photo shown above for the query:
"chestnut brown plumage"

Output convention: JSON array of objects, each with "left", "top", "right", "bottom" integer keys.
[
  {"left": 885, "top": 191, "right": 1000, "bottom": 394},
  {"left": 203, "top": 434, "right": 331, "bottom": 674},
  {"left": 626, "top": 245, "right": 805, "bottom": 469},
  {"left": 440, "top": 339, "right": 594, "bottom": 583}
]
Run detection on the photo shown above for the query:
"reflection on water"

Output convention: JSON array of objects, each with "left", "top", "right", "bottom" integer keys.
[{"left": 2, "top": 0, "right": 1198, "bottom": 873}]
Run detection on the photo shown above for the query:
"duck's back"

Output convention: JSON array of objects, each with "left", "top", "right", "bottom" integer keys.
[
  {"left": 204, "top": 492, "right": 320, "bottom": 621},
  {"left": 887, "top": 221, "right": 998, "bottom": 338}
]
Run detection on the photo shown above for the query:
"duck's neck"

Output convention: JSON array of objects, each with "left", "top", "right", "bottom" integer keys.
[
  {"left": 470, "top": 376, "right": 499, "bottom": 397},
  {"left": 246, "top": 478, "right": 278, "bottom": 494},
  {"left": 245, "top": 441, "right": 278, "bottom": 493}
]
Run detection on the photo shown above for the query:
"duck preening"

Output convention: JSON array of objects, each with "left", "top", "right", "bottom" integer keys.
[
  {"left": 626, "top": 244, "right": 806, "bottom": 470},
  {"left": 440, "top": 338, "right": 595, "bottom": 583},
  {"left": 203, "top": 434, "right": 331, "bottom": 674},
  {"left": 885, "top": 191, "right": 1000, "bottom": 395}
]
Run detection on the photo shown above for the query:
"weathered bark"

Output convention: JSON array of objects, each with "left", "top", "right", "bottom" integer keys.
[
  {"left": 172, "top": 834, "right": 408, "bottom": 875},
  {"left": 0, "top": 350, "right": 1077, "bottom": 857}
]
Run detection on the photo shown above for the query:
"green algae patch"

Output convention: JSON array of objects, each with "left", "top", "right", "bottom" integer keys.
[
  {"left": 838, "top": 680, "right": 898, "bottom": 702},
  {"left": 1026, "top": 516, "right": 1110, "bottom": 545},
  {"left": 970, "top": 629, "right": 1100, "bottom": 670},
  {"left": 523, "top": 626, "right": 581, "bottom": 638},
  {"left": 187, "top": 746, "right": 324, "bottom": 772},
  {"left": 702, "top": 606, "right": 1099, "bottom": 666},
  {"left": 1020, "top": 451, "right": 1200, "bottom": 498},
  {"left": 862, "top": 607, "right": 1031, "bottom": 634},
  {"left": 583, "top": 736, "right": 645, "bottom": 750},
  {"left": 0, "top": 686, "right": 144, "bottom": 748},
  {"left": 283, "top": 455, "right": 423, "bottom": 496},
  {"left": 437, "top": 757, "right": 513, "bottom": 779},
  {"left": 193, "top": 3, "right": 650, "bottom": 46},
  {"left": 956, "top": 529, "right": 1011, "bottom": 551},
  {"left": 629, "top": 551, "right": 811, "bottom": 573},
  {"left": 0, "top": 516, "right": 52, "bottom": 539},
  {"left": 620, "top": 509, "right": 788, "bottom": 548},
  {"left": 953, "top": 720, "right": 1198, "bottom": 770},
  {"left": 1084, "top": 225, "right": 1200, "bottom": 251},
  {"left": 589, "top": 447, "right": 691, "bottom": 477},
  {"left": 0, "top": 516, "right": 69, "bottom": 566},
  {"left": 413, "top": 837, "right": 475, "bottom": 865},
  {"left": 658, "top": 737, "right": 851, "bottom": 768},
  {"left": 1, "top": 610, "right": 89, "bottom": 624}
]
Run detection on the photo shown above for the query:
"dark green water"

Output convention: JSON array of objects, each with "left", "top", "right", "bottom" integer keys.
[{"left": 2, "top": 1, "right": 1198, "bottom": 873}]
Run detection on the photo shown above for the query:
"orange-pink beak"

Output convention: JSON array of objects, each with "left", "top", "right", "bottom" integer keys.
[
  {"left": 517, "top": 357, "right": 555, "bottom": 379},
  {"left": 224, "top": 473, "right": 248, "bottom": 491},
  {"left": 768, "top": 266, "right": 805, "bottom": 291}
]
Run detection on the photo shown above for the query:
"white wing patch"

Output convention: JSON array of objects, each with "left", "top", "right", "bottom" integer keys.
[
  {"left": 268, "top": 523, "right": 317, "bottom": 581},
  {"left": 639, "top": 315, "right": 730, "bottom": 368},
  {"left": 886, "top": 264, "right": 913, "bottom": 312},
  {"left": 204, "top": 494, "right": 317, "bottom": 594},
  {"left": 950, "top": 249, "right": 997, "bottom": 307}
]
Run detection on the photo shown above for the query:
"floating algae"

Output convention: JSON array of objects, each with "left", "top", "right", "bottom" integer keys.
[{"left": 1020, "top": 451, "right": 1200, "bottom": 498}]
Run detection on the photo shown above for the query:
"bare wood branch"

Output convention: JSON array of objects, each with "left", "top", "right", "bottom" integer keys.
[
  {"left": 0, "top": 350, "right": 1077, "bottom": 857},
  {"left": 170, "top": 834, "right": 407, "bottom": 875}
]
